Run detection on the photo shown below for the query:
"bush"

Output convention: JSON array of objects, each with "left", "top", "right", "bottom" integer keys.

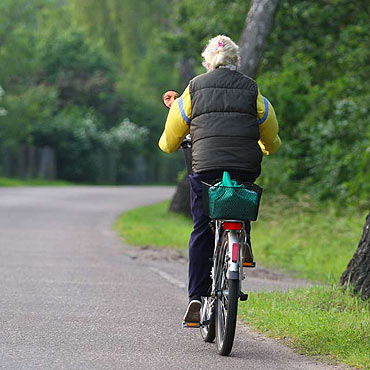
[
  {"left": 0, "top": 85, "right": 57, "bottom": 149},
  {"left": 32, "top": 108, "right": 148, "bottom": 183}
]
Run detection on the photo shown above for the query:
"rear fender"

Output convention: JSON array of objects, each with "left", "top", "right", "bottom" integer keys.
[{"left": 227, "top": 230, "right": 240, "bottom": 280}]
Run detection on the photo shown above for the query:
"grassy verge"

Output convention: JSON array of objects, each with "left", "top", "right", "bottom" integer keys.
[
  {"left": 252, "top": 194, "right": 367, "bottom": 283},
  {"left": 114, "top": 200, "right": 192, "bottom": 250},
  {"left": 239, "top": 285, "right": 370, "bottom": 369},
  {"left": 115, "top": 194, "right": 366, "bottom": 283},
  {"left": 0, "top": 177, "right": 71, "bottom": 186},
  {"left": 115, "top": 195, "right": 370, "bottom": 368}
]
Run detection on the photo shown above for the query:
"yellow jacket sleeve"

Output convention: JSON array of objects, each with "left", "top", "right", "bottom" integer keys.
[
  {"left": 158, "top": 85, "right": 191, "bottom": 153},
  {"left": 257, "top": 89, "right": 281, "bottom": 155}
]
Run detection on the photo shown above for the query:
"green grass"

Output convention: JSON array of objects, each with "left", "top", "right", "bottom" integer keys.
[
  {"left": 115, "top": 194, "right": 367, "bottom": 283},
  {"left": 115, "top": 195, "right": 370, "bottom": 368},
  {"left": 239, "top": 285, "right": 370, "bottom": 369},
  {"left": 0, "top": 177, "right": 72, "bottom": 186},
  {"left": 252, "top": 194, "right": 367, "bottom": 283},
  {"left": 114, "top": 200, "right": 193, "bottom": 250}
]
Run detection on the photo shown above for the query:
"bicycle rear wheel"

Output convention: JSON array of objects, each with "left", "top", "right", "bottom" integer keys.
[{"left": 215, "top": 235, "right": 238, "bottom": 356}]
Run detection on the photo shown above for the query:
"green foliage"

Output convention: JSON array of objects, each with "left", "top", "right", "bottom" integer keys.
[
  {"left": 164, "top": 0, "right": 370, "bottom": 204},
  {"left": 0, "top": 0, "right": 368, "bottom": 193},
  {"left": 0, "top": 0, "right": 50, "bottom": 85},
  {"left": 252, "top": 194, "right": 367, "bottom": 282},
  {"left": 0, "top": 86, "right": 7, "bottom": 117},
  {"left": 115, "top": 200, "right": 193, "bottom": 249},
  {"left": 32, "top": 108, "right": 148, "bottom": 183},
  {"left": 0, "top": 177, "right": 71, "bottom": 186},
  {"left": 261, "top": 0, "right": 370, "bottom": 79},
  {"left": 0, "top": 85, "right": 57, "bottom": 148},
  {"left": 257, "top": 0, "right": 370, "bottom": 205},
  {"left": 166, "top": 0, "right": 248, "bottom": 59},
  {"left": 0, "top": 1, "right": 159, "bottom": 183},
  {"left": 68, "top": 0, "right": 179, "bottom": 82},
  {"left": 115, "top": 195, "right": 367, "bottom": 283},
  {"left": 37, "top": 28, "right": 123, "bottom": 128},
  {"left": 69, "top": 0, "right": 151, "bottom": 72},
  {"left": 65, "top": 0, "right": 182, "bottom": 182},
  {"left": 297, "top": 90, "right": 370, "bottom": 203},
  {"left": 239, "top": 285, "right": 370, "bottom": 369}
]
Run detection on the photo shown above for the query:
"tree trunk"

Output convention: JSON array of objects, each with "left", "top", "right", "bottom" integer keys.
[
  {"left": 168, "top": 173, "right": 191, "bottom": 216},
  {"left": 178, "top": 56, "right": 196, "bottom": 89},
  {"left": 340, "top": 212, "right": 370, "bottom": 300},
  {"left": 168, "top": 150, "right": 192, "bottom": 216},
  {"left": 168, "top": 58, "right": 195, "bottom": 216},
  {"left": 239, "top": 0, "right": 280, "bottom": 79},
  {"left": 169, "top": 0, "right": 280, "bottom": 216}
]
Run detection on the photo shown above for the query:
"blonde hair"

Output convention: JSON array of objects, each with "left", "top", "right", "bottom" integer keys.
[{"left": 201, "top": 35, "right": 240, "bottom": 71}]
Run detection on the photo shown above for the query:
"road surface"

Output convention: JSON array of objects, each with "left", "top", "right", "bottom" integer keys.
[{"left": 0, "top": 186, "right": 348, "bottom": 370}]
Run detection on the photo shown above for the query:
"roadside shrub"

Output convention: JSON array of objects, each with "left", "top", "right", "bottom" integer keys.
[
  {"left": 32, "top": 108, "right": 148, "bottom": 183},
  {"left": 0, "top": 85, "right": 57, "bottom": 148}
]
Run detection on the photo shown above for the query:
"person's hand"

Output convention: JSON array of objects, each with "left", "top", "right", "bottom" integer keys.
[{"left": 258, "top": 140, "right": 270, "bottom": 155}]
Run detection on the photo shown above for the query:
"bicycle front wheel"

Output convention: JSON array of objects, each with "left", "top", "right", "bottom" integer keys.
[
  {"left": 200, "top": 296, "right": 215, "bottom": 342},
  {"left": 215, "top": 236, "right": 239, "bottom": 356}
]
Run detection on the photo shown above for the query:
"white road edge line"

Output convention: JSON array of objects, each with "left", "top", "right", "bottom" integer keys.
[{"left": 150, "top": 267, "right": 186, "bottom": 289}]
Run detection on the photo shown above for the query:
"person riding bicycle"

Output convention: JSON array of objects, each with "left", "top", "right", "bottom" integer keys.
[{"left": 158, "top": 35, "right": 281, "bottom": 325}]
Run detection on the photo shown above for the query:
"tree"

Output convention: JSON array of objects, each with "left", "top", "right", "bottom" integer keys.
[
  {"left": 38, "top": 28, "right": 122, "bottom": 128},
  {"left": 169, "top": 0, "right": 280, "bottom": 216},
  {"left": 0, "top": 86, "right": 6, "bottom": 117},
  {"left": 341, "top": 213, "right": 370, "bottom": 300},
  {"left": 239, "top": 0, "right": 280, "bottom": 78},
  {"left": 69, "top": 0, "right": 176, "bottom": 76},
  {"left": 167, "top": 54, "right": 194, "bottom": 214},
  {"left": 167, "top": 55, "right": 197, "bottom": 216},
  {"left": 0, "top": 0, "right": 56, "bottom": 86}
]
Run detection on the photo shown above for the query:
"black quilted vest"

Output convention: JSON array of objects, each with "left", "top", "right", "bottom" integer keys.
[{"left": 189, "top": 67, "right": 262, "bottom": 173}]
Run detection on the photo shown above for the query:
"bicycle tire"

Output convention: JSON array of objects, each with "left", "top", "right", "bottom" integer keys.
[
  {"left": 200, "top": 296, "right": 215, "bottom": 342},
  {"left": 215, "top": 234, "right": 238, "bottom": 356}
]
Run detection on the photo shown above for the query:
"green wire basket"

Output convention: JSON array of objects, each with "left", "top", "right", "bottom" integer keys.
[{"left": 202, "top": 180, "right": 263, "bottom": 221}]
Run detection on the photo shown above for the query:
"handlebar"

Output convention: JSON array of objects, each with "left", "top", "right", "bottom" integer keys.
[
  {"left": 180, "top": 134, "right": 192, "bottom": 149},
  {"left": 180, "top": 134, "right": 192, "bottom": 174}
]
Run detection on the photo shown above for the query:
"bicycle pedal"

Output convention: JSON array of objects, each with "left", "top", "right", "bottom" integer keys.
[
  {"left": 182, "top": 321, "right": 200, "bottom": 328},
  {"left": 201, "top": 319, "right": 210, "bottom": 326},
  {"left": 242, "top": 261, "right": 256, "bottom": 268},
  {"left": 239, "top": 292, "right": 249, "bottom": 301}
]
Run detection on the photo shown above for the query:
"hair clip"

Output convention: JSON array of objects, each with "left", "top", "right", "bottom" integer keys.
[{"left": 218, "top": 40, "right": 224, "bottom": 48}]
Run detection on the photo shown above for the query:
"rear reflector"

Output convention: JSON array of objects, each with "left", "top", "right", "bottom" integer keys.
[
  {"left": 232, "top": 243, "right": 239, "bottom": 262},
  {"left": 223, "top": 222, "right": 242, "bottom": 230}
]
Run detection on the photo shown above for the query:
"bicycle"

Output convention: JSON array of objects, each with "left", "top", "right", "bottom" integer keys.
[
  {"left": 162, "top": 91, "right": 261, "bottom": 356},
  {"left": 178, "top": 135, "right": 261, "bottom": 356},
  {"left": 198, "top": 180, "right": 260, "bottom": 356}
]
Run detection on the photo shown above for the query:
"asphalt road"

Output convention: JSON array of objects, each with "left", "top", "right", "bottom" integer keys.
[{"left": 0, "top": 186, "right": 348, "bottom": 370}]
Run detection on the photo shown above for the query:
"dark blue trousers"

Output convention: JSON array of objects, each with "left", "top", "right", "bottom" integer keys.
[{"left": 188, "top": 169, "right": 260, "bottom": 301}]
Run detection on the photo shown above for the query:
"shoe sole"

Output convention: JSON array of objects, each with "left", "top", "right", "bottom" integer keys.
[{"left": 183, "top": 300, "right": 201, "bottom": 323}]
